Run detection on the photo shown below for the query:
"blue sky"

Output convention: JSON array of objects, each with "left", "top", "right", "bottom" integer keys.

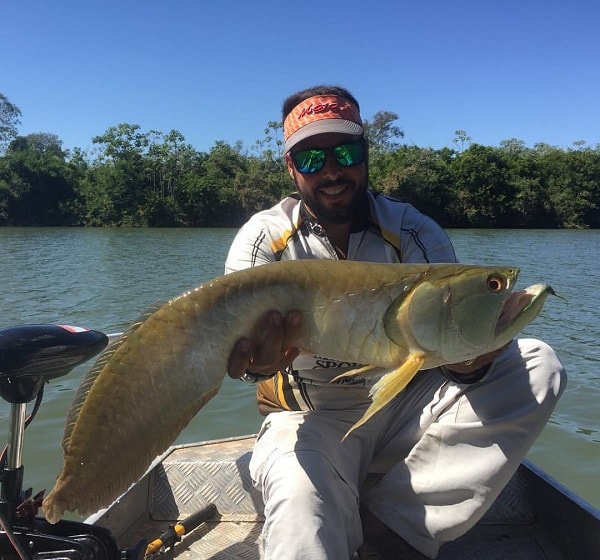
[{"left": 3, "top": 0, "right": 599, "bottom": 155}]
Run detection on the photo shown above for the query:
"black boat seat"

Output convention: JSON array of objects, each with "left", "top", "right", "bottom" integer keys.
[{"left": 0, "top": 325, "right": 108, "bottom": 403}]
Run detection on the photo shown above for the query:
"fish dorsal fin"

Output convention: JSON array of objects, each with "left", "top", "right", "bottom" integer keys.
[
  {"left": 62, "top": 303, "right": 164, "bottom": 452},
  {"left": 342, "top": 353, "right": 425, "bottom": 441}
]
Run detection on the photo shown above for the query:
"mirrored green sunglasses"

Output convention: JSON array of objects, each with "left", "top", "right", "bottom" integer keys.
[{"left": 291, "top": 140, "right": 365, "bottom": 174}]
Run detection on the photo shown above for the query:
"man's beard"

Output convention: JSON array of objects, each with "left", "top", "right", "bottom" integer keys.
[{"left": 301, "top": 178, "right": 367, "bottom": 225}]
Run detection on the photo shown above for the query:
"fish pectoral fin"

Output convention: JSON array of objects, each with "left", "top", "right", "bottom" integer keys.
[
  {"left": 342, "top": 353, "right": 426, "bottom": 442},
  {"left": 330, "top": 364, "right": 379, "bottom": 383}
]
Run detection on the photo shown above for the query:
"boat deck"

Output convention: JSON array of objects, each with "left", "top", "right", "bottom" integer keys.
[{"left": 89, "top": 435, "right": 599, "bottom": 559}]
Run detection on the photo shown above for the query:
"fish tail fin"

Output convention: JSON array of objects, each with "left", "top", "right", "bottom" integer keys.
[
  {"left": 42, "top": 491, "right": 65, "bottom": 524},
  {"left": 342, "top": 353, "right": 425, "bottom": 442}
]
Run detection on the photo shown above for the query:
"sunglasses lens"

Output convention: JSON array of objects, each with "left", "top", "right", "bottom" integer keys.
[
  {"left": 293, "top": 149, "right": 326, "bottom": 174},
  {"left": 292, "top": 140, "right": 365, "bottom": 174},
  {"left": 334, "top": 141, "right": 364, "bottom": 167}
]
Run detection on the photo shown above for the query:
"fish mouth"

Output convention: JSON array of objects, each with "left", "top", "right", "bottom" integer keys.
[{"left": 495, "top": 284, "right": 557, "bottom": 336}]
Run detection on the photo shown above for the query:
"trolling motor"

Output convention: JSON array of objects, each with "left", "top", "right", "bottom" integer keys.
[{"left": 0, "top": 324, "right": 143, "bottom": 560}]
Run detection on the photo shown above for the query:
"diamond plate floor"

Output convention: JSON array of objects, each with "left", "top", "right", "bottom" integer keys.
[{"left": 90, "top": 435, "right": 593, "bottom": 560}]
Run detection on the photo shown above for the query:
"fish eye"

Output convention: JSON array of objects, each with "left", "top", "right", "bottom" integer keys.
[{"left": 487, "top": 274, "right": 507, "bottom": 293}]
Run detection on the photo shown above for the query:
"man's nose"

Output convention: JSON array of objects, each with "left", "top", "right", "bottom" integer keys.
[{"left": 319, "top": 151, "right": 343, "bottom": 178}]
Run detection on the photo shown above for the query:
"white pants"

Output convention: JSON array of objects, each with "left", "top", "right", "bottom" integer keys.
[{"left": 249, "top": 339, "right": 567, "bottom": 559}]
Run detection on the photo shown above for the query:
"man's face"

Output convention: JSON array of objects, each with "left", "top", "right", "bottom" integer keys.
[{"left": 285, "top": 133, "right": 368, "bottom": 226}]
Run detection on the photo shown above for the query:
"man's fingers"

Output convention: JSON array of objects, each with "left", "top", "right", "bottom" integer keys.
[
  {"left": 251, "top": 311, "right": 284, "bottom": 369},
  {"left": 282, "top": 310, "right": 303, "bottom": 349},
  {"left": 227, "top": 338, "right": 252, "bottom": 379},
  {"left": 283, "top": 347, "right": 300, "bottom": 364},
  {"left": 227, "top": 310, "right": 303, "bottom": 380}
]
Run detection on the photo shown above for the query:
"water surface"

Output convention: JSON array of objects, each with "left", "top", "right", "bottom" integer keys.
[{"left": 0, "top": 227, "right": 598, "bottom": 513}]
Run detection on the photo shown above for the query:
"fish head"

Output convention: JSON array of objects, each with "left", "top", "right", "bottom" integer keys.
[
  {"left": 384, "top": 264, "right": 554, "bottom": 365},
  {"left": 493, "top": 282, "right": 557, "bottom": 344}
]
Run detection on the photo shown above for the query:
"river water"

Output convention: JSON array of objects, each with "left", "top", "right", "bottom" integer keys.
[{"left": 0, "top": 227, "right": 598, "bottom": 516}]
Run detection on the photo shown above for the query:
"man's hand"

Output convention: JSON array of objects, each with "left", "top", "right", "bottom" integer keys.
[{"left": 227, "top": 310, "right": 303, "bottom": 379}]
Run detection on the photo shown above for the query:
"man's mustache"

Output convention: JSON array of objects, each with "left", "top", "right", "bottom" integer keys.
[{"left": 316, "top": 177, "right": 351, "bottom": 189}]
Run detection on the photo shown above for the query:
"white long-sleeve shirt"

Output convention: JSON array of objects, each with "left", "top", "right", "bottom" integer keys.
[{"left": 225, "top": 190, "right": 457, "bottom": 414}]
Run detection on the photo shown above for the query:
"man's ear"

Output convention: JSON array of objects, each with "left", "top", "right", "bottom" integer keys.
[{"left": 285, "top": 153, "right": 295, "bottom": 179}]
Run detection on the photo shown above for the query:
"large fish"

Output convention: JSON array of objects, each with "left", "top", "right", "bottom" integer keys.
[{"left": 42, "top": 261, "right": 555, "bottom": 523}]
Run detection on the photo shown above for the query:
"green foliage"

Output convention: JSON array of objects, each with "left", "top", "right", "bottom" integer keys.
[
  {"left": 0, "top": 133, "right": 82, "bottom": 225},
  {"left": 370, "top": 138, "right": 600, "bottom": 229},
  {"left": 0, "top": 94, "right": 22, "bottom": 154},
  {"left": 0, "top": 94, "right": 598, "bottom": 228},
  {"left": 364, "top": 111, "right": 404, "bottom": 156},
  {"left": 448, "top": 144, "right": 516, "bottom": 226},
  {"left": 370, "top": 145, "right": 454, "bottom": 225}
]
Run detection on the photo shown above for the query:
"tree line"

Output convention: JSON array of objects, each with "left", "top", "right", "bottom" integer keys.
[{"left": 1, "top": 94, "right": 598, "bottom": 228}]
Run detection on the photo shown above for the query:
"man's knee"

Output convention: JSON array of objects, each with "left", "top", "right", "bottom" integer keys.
[
  {"left": 518, "top": 338, "right": 567, "bottom": 400},
  {"left": 264, "top": 449, "right": 355, "bottom": 503}
]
